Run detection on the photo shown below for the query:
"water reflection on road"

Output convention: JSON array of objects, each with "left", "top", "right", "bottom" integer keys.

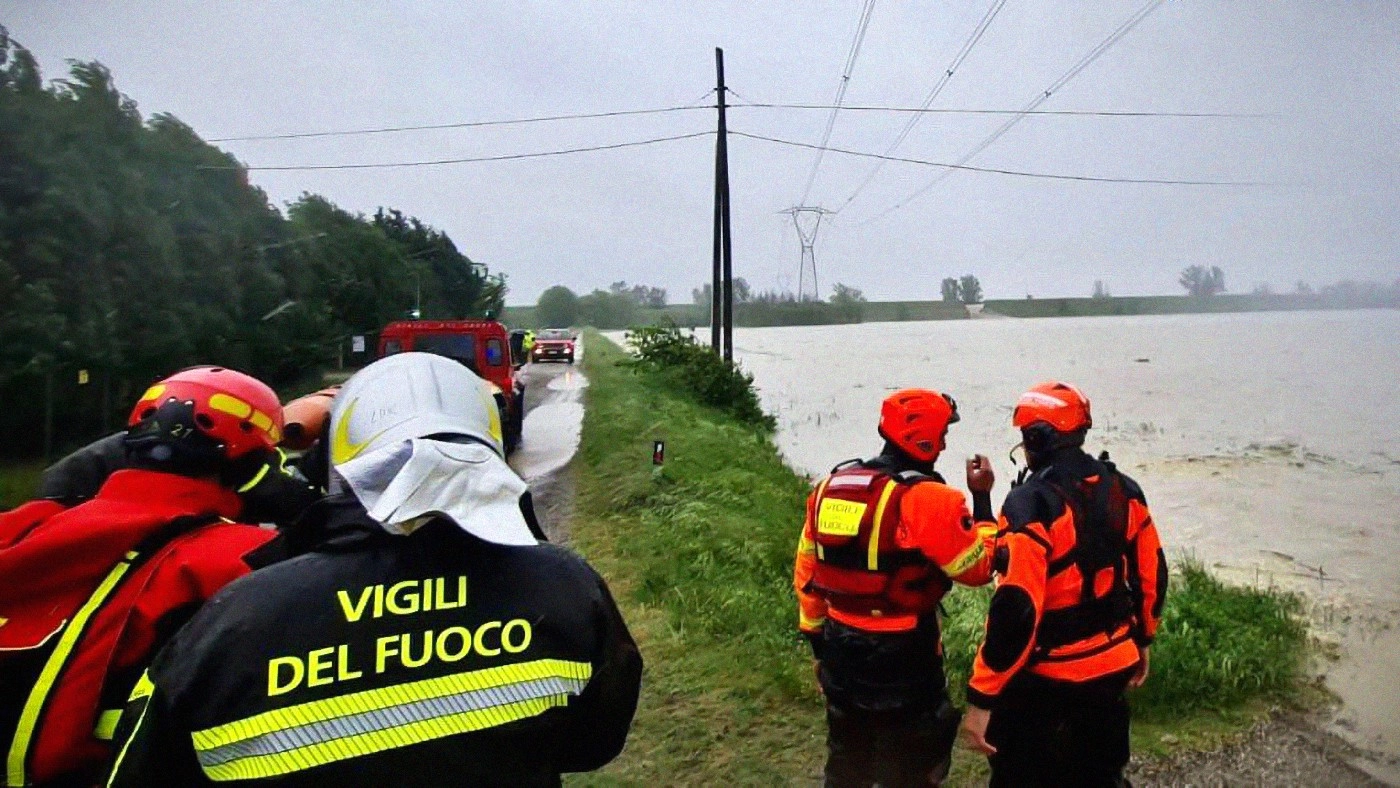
[{"left": 511, "top": 345, "right": 588, "bottom": 484}]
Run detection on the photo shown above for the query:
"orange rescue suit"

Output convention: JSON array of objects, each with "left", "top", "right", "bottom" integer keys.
[
  {"left": 967, "top": 456, "right": 1167, "bottom": 708},
  {"left": 795, "top": 463, "right": 996, "bottom": 636}
]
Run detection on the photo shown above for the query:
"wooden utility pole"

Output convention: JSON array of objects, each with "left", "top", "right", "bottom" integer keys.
[
  {"left": 710, "top": 50, "right": 724, "bottom": 354},
  {"left": 712, "top": 47, "right": 735, "bottom": 361}
]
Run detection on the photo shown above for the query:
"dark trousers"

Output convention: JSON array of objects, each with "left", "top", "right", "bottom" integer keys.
[
  {"left": 824, "top": 699, "right": 961, "bottom": 788},
  {"left": 986, "top": 671, "right": 1133, "bottom": 788}
]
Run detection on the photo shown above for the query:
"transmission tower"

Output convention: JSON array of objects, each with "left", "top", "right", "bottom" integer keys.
[{"left": 782, "top": 207, "right": 834, "bottom": 301}]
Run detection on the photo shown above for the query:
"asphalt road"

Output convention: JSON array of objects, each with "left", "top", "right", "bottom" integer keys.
[{"left": 508, "top": 351, "right": 587, "bottom": 543}]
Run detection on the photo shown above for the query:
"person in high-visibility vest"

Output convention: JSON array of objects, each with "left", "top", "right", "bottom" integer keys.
[
  {"left": 960, "top": 381, "right": 1168, "bottom": 787},
  {"left": 795, "top": 389, "right": 997, "bottom": 786}
]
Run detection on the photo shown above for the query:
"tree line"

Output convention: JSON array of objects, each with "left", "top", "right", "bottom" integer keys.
[
  {"left": 0, "top": 30, "right": 504, "bottom": 458},
  {"left": 535, "top": 278, "right": 871, "bottom": 329}
]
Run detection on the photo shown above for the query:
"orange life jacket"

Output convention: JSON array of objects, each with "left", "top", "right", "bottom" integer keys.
[{"left": 809, "top": 463, "right": 951, "bottom": 618}]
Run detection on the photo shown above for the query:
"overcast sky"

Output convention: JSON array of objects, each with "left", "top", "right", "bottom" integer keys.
[{"left": 6, "top": 1, "right": 1397, "bottom": 303}]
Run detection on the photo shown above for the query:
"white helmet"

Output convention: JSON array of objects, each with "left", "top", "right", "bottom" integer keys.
[
  {"left": 327, "top": 352, "right": 535, "bottom": 545},
  {"left": 329, "top": 351, "right": 504, "bottom": 467}
]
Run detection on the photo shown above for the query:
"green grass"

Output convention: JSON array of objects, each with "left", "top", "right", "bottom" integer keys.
[
  {"left": 567, "top": 333, "right": 1313, "bottom": 785},
  {"left": 0, "top": 460, "right": 45, "bottom": 510}
]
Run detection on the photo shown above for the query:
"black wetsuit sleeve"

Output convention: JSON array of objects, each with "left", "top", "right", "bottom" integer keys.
[
  {"left": 972, "top": 490, "right": 994, "bottom": 523},
  {"left": 37, "top": 432, "right": 127, "bottom": 504},
  {"left": 555, "top": 569, "right": 643, "bottom": 773}
]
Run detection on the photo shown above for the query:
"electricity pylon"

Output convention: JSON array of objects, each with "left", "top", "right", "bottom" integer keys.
[{"left": 781, "top": 207, "right": 834, "bottom": 302}]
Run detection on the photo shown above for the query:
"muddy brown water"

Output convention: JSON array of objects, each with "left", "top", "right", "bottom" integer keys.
[{"left": 708, "top": 310, "right": 1399, "bottom": 771}]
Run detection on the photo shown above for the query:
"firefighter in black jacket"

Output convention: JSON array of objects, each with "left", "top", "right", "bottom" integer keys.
[{"left": 107, "top": 352, "right": 642, "bottom": 786}]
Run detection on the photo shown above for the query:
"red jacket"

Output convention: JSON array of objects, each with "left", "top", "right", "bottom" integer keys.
[{"left": 0, "top": 470, "right": 278, "bottom": 786}]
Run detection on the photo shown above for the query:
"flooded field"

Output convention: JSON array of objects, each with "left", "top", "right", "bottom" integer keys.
[{"left": 726, "top": 309, "right": 1400, "bottom": 763}]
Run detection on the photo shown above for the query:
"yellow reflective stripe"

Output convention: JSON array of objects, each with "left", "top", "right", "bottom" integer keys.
[
  {"left": 192, "top": 658, "right": 589, "bottom": 750},
  {"left": 866, "top": 481, "right": 898, "bottom": 571},
  {"left": 203, "top": 696, "right": 565, "bottom": 782},
  {"left": 129, "top": 670, "right": 155, "bottom": 702},
  {"left": 799, "top": 612, "right": 826, "bottom": 631},
  {"left": 236, "top": 462, "right": 271, "bottom": 494},
  {"left": 93, "top": 709, "right": 123, "bottom": 741},
  {"left": 940, "top": 540, "right": 987, "bottom": 579},
  {"left": 7, "top": 559, "right": 133, "bottom": 786},
  {"left": 811, "top": 477, "right": 832, "bottom": 562},
  {"left": 192, "top": 658, "right": 592, "bottom": 781},
  {"left": 105, "top": 673, "right": 154, "bottom": 788}
]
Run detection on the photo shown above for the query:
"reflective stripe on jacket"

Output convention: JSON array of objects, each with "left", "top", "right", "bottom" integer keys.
[
  {"left": 967, "top": 452, "right": 1167, "bottom": 708},
  {"left": 795, "top": 460, "right": 995, "bottom": 635},
  {"left": 0, "top": 470, "right": 275, "bottom": 787},
  {"left": 106, "top": 505, "right": 642, "bottom": 787}
]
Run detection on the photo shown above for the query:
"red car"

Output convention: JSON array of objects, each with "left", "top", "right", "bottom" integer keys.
[
  {"left": 378, "top": 320, "right": 525, "bottom": 453},
  {"left": 531, "top": 328, "right": 576, "bottom": 364}
]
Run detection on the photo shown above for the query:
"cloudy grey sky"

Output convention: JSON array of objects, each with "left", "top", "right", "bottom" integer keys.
[{"left": 6, "top": 1, "right": 1397, "bottom": 303}]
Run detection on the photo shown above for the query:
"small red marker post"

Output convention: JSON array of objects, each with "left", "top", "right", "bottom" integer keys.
[{"left": 652, "top": 440, "right": 665, "bottom": 478}]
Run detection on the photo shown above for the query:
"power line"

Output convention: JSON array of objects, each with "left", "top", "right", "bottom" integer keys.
[
  {"left": 202, "top": 95, "right": 1254, "bottom": 147},
  {"left": 836, "top": 0, "right": 1010, "bottom": 213},
  {"left": 733, "top": 102, "right": 1266, "bottom": 118},
  {"left": 799, "top": 0, "right": 878, "bottom": 205},
  {"left": 207, "top": 105, "right": 711, "bottom": 143},
  {"left": 199, "top": 131, "right": 713, "bottom": 171},
  {"left": 857, "top": 0, "right": 1168, "bottom": 226},
  {"left": 734, "top": 130, "right": 1263, "bottom": 186}
]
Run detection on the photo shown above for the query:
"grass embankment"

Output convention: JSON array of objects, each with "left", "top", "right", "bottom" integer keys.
[{"left": 570, "top": 332, "right": 1313, "bottom": 785}]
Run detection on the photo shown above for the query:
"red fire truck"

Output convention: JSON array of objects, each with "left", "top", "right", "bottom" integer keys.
[{"left": 377, "top": 320, "right": 525, "bottom": 453}]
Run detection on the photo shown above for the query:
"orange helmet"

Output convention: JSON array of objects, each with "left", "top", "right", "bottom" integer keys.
[
  {"left": 281, "top": 386, "right": 340, "bottom": 451},
  {"left": 1011, "top": 381, "right": 1091, "bottom": 433},
  {"left": 879, "top": 388, "right": 960, "bottom": 463},
  {"left": 127, "top": 366, "right": 284, "bottom": 464}
]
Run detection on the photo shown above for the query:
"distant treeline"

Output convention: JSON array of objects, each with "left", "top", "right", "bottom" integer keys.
[
  {"left": 508, "top": 284, "right": 1398, "bottom": 331},
  {"left": 0, "top": 30, "right": 503, "bottom": 457},
  {"left": 514, "top": 281, "right": 925, "bottom": 330},
  {"left": 985, "top": 286, "right": 1400, "bottom": 319}
]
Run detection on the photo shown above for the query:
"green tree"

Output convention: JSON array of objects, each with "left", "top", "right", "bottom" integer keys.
[
  {"left": 537, "top": 285, "right": 580, "bottom": 327},
  {"left": 0, "top": 29, "right": 509, "bottom": 456},
  {"left": 830, "top": 282, "right": 867, "bottom": 322},
  {"left": 958, "top": 274, "right": 983, "bottom": 304},
  {"left": 1180, "top": 265, "right": 1226, "bottom": 297},
  {"left": 941, "top": 277, "right": 960, "bottom": 303},
  {"left": 579, "top": 289, "right": 640, "bottom": 329}
]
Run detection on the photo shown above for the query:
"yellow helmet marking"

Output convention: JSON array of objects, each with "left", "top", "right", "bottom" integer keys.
[
  {"left": 331, "top": 400, "right": 378, "bottom": 466},
  {"left": 208, "top": 393, "right": 253, "bottom": 419}
]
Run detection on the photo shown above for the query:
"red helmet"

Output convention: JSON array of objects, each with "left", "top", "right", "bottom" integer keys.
[
  {"left": 128, "top": 366, "right": 284, "bottom": 461},
  {"left": 1012, "top": 381, "right": 1092, "bottom": 433},
  {"left": 879, "top": 388, "right": 960, "bottom": 463}
]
